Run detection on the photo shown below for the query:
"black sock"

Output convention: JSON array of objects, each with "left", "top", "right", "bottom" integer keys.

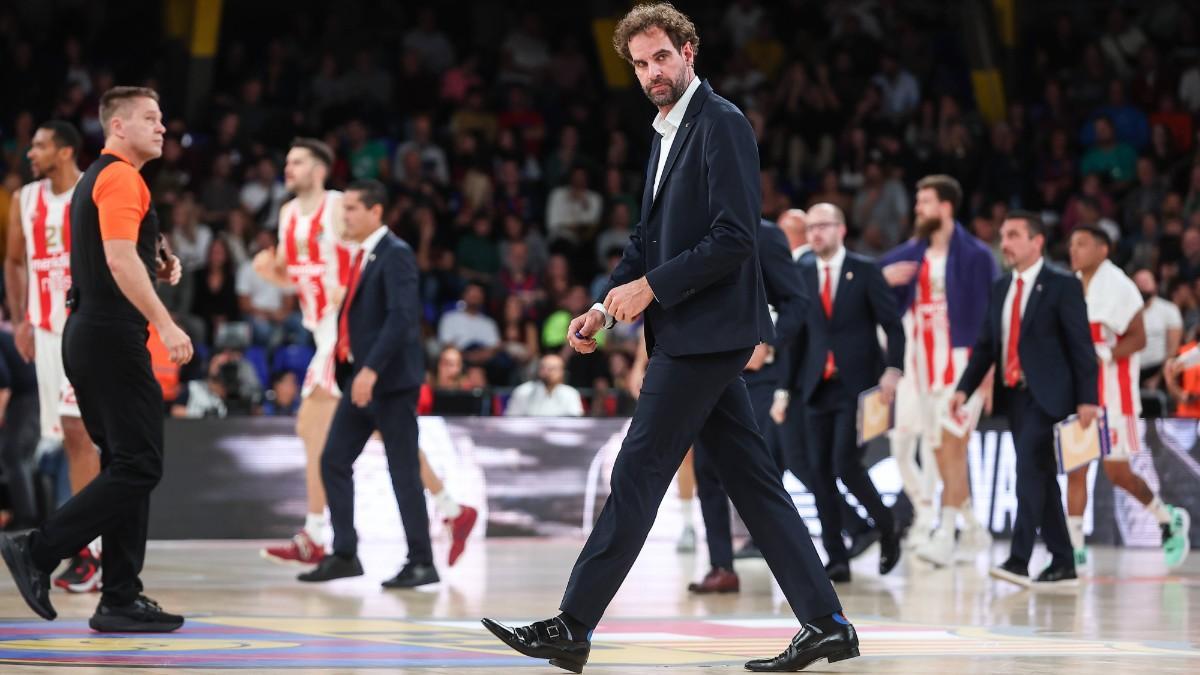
[
  {"left": 809, "top": 612, "right": 850, "bottom": 632},
  {"left": 556, "top": 612, "right": 593, "bottom": 641}
]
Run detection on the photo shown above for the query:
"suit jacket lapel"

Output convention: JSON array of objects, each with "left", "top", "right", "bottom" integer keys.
[
  {"left": 1019, "top": 265, "right": 1048, "bottom": 336},
  {"left": 641, "top": 135, "right": 660, "bottom": 223},
  {"left": 830, "top": 258, "right": 853, "bottom": 323},
  {"left": 348, "top": 235, "right": 389, "bottom": 312},
  {"left": 647, "top": 80, "right": 711, "bottom": 215}
]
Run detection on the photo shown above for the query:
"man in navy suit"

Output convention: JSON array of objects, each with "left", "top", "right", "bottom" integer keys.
[
  {"left": 686, "top": 220, "right": 807, "bottom": 594},
  {"left": 482, "top": 5, "right": 857, "bottom": 673},
  {"left": 953, "top": 210, "right": 1099, "bottom": 588},
  {"left": 296, "top": 180, "right": 435, "bottom": 590},
  {"left": 796, "top": 203, "right": 904, "bottom": 583}
]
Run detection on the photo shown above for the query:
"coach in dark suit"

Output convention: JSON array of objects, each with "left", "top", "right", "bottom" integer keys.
[
  {"left": 482, "top": 6, "right": 857, "bottom": 673},
  {"left": 796, "top": 202, "right": 904, "bottom": 582},
  {"left": 953, "top": 210, "right": 1098, "bottom": 588},
  {"left": 297, "top": 180, "right": 435, "bottom": 589},
  {"left": 686, "top": 220, "right": 807, "bottom": 594}
]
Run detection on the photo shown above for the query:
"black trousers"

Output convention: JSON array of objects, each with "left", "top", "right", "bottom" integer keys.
[
  {"left": 805, "top": 377, "right": 894, "bottom": 565},
  {"left": 1006, "top": 386, "right": 1073, "bottom": 567},
  {"left": 0, "top": 393, "right": 41, "bottom": 528},
  {"left": 560, "top": 347, "right": 841, "bottom": 628},
  {"left": 693, "top": 366, "right": 777, "bottom": 570},
  {"left": 321, "top": 379, "right": 431, "bottom": 565},
  {"left": 31, "top": 315, "right": 163, "bottom": 605}
]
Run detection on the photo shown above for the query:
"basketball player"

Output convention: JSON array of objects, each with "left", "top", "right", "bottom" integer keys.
[
  {"left": 1067, "top": 226, "right": 1190, "bottom": 569},
  {"left": 254, "top": 139, "right": 476, "bottom": 567},
  {"left": 4, "top": 120, "right": 102, "bottom": 592},
  {"left": 880, "top": 175, "right": 998, "bottom": 567}
]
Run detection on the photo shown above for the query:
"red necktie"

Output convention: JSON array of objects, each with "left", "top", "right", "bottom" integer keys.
[
  {"left": 822, "top": 265, "right": 836, "bottom": 380},
  {"left": 1005, "top": 277, "right": 1024, "bottom": 387},
  {"left": 336, "top": 249, "right": 365, "bottom": 363}
]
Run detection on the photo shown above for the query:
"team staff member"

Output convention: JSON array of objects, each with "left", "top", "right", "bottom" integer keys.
[{"left": 0, "top": 86, "right": 191, "bottom": 632}]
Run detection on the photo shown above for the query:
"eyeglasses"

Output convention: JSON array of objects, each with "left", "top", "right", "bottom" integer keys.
[{"left": 804, "top": 221, "right": 840, "bottom": 233}]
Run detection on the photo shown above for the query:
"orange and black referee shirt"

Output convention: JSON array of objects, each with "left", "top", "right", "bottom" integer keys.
[{"left": 68, "top": 148, "right": 160, "bottom": 322}]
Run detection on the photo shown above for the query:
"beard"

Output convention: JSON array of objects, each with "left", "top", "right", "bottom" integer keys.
[
  {"left": 914, "top": 216, "right": 941, "bottom": 240},
  {"left": 643, "top": 69, "right": 689, "bottom": 107}
]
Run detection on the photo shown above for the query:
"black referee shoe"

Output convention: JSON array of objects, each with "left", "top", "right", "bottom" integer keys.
[
  {"left": 90, "top": 595, "right": 184, "bottom": 633},
  {"left": 0, "top": 532, "right": 57, "bottom": 621}
]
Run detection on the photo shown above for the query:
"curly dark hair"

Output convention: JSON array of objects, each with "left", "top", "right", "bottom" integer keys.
[{"left": 611, "top": 2, "right": 700, "bottom": 64}]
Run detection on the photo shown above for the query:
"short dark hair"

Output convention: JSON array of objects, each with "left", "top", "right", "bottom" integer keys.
[
  {"left": 38, "top": 120, "right": 82, "bottom": 158},
  {"left": 290, "top": 137, "right": 334, "bottom": 169},
  {"left": 916, "top": 174, "right": 962, "bottom": 212},
  {"left": 1072, "top": 224, "right": 1111, "bottom": 248},
  {"left": 1005, "top": 209, "right": 1045, "bottom": 238},
  {"left": 611, "top": 2, "right": 700, "bottom": 64},
  {"left": 99, "top": 86, "right": 159, "bottom": 135},
  {"left": 346, "top": 179, "right": 387, "bottom": 211}
]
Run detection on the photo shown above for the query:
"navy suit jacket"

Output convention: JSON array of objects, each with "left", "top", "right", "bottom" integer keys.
[
  {"left": 339, "top": 231, "right": 425, "bottom": 394},
  {"left": 600, "top": 79, "right": 773, "bottom": 357},
  {"left": 793, "top": 251, "right": 905, "bottom": 404},
  {"left": 756, "top": 221, "right": 807, "bottom": 386},
  {"left": 957, "top": 261, "right": 1098, "bottom": 419}
]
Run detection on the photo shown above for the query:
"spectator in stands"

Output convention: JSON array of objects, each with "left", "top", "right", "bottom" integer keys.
[
  {"left": 345, "top": 118, "right": 389, "bottom": 182},
  {"left": 1168, "top": 279, "right": 1200, "bottom": 334},
  {"left": 497, "top": 295, "right": 539, "bottom": 385},
  {"left": 498, "top": 213, "right": 548, "bottom": 277},
  {"left": 594, "top": 201, "right": 632, "bottom": 270},
  {"left": 393, "top": 113, "right": 449, "bottom": 186},
  {"left": 504, "top": 354, "right": 583, "bottom": 417},
  {"left": 1081, "top": 116, "right": 1137, "bottom": 190},
  {"left": 438, "top": 281, "right": 501, "bottom": 365},
  {"left": 199, "top": 152, "right": 240, "bottom": 227},
  {"left": 498, "top": 239, "right": 543, "bottom": 310},
  {"left": 545, "top": 165, "right": 602, "bottom": 245},
  {"left": 872, "top": 51, "right": 920, "bottom": 122},
  {"left": 240, "top": 156, "right": 287, "bottom": 229},
  {"left": 1184, "top": 165, "right": 1200, "bottom": 223},
  {"left": 236, "top": 233, "right": 296, "bottom": 346},
  {"left": 1135, "top": 269, "right": 1183, "bottom": 389},
  {"left": 1178, "top": 227, "right": 1200, "bottom": 281},
  {"left": 170, "top": 192, "right": 213, "bottom": 273},
  {"left": 192, "top": 238, "right": 241, "bottom": 345},
  {"left": 1082, "top": 80, "right": 1149, "bottom": 150},
  {"left": 852, "top": 159, "right": 909, "bottom": 252},
  {"left": 403, "top": 8, "right": 456, "bottom": 75},
  {"left": 456, "top": 212, "right": 501, "bottom": 283},
  {"left": 172, "top": 348, "right": 262, "bottom": 418},
  {"left": 263, "top": 371, "right": 301, "bottom": 416},
  {"left": 1123, "top": 157, "right": 1168, "bottom": 233},
  {"left": 222, "top": 206, "right": 254, "bottom": 267}
]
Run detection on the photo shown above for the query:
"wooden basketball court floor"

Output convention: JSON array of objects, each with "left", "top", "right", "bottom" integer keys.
[{"left": 0, "top": 535, "right": 1197, "bottom": 673}]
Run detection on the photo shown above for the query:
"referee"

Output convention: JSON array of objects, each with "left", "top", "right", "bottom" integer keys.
[{"left": 0, "top": 86, "right": 192, "bottom": 632}]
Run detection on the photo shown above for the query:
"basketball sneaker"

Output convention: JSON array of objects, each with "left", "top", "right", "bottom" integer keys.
[
  {"left": 1163, "top": 506, "right": 1191, "bottom": 569},
  {"left": 447, "top": 505, "right": 478, "bottom": 567},
  {"left": 261, "top": 530, "right": 326, "bottom": 566},
  {"left": 954, "top": 526, "right": 992, "bottom": 563},
  {"left": 54, "top": 547, "right": 102, "bottom": 593},
  {"left": 1073, "top": 548, "right": 1088, "bottom": 566}
]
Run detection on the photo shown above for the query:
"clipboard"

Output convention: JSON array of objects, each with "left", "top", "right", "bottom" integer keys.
[
  {"left": 1054, "top": 409, "right": 1110, "bottom": 474},
  {"left": 856, "top": 386, "right": 894, "bottom": 446},
  {"left": 944, "top": 391, "right": 985, "bottom": 439}
]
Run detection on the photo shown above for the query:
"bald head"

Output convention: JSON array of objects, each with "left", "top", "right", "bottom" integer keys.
[
  {"left": 778, "top": 208, "right": 807, "bottom": 250},
  {"left": 806, "top": 203, "right": 847, "bottom": 259}
]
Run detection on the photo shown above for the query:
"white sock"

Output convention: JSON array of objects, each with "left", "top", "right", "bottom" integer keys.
[
  {"left": 959, "top": 499, "right": 980, "bottom": 530},
  {"left": 1147, "top": 495, "right": 1172, "bottom": 524},
  {"left": 1067, "top": 516, "right": 1085, "bottom": 550},
  {"left": 938, "top": 506, "right": 959, "bottom": 535},
  {"left": 680, "top": 498, "right": 695, "bottom": 529},
  {"left": 88, "top": 538, "right": 102, "bottom": 558},
  {"left": 434, "top": 489, "right": 462, "bottom": 520},
  {"left": 304, "top": 513, "right": 327, "bottom": 542}
]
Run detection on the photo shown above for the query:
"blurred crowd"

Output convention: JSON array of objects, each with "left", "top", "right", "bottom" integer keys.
[{"left": 3, "top": 0, "right": 1200, "bottom": 416}]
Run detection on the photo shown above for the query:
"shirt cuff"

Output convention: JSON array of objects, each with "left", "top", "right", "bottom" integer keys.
[{"left": 590, "top": 302, "right": 615, "bottom": 329}]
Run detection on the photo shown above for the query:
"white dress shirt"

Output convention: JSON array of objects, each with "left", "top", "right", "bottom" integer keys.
[
  {"left": 353, "top": 225, "right": 390, "bottom": 269},
  {"left": 651, "top": 75, "right": 701, "bottom": 198},
  {"left": 791, "top": 243, "right": 811, "bottom": 262},
  {"left": 505, "top": 381, "right": 584, "bottom": 417},
  {"left": 815, "top": 245, "right": 847, "bottom": 301},
  {"left": 1001, "top": 256, "right": 1044, "bottom": 374}
]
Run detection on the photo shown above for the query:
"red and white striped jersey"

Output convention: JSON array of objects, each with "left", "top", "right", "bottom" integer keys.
[
  {"left": 903, "top": 253, "right": 961, "bottom": 392},
  {"left": 1080, "top": 259, "right": 1142, "bottom": 419},
  {"left": 18, "top": 179, "right": 76, "bottom": 334},
  {"left": 279, "top": 191, "right": 352, "bottom": 332}
]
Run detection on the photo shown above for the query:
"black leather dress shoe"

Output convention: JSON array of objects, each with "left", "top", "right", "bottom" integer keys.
[
  {"left": 988, "top": 557, "right": 1029, "bottom": 587},
  {"left": 1033, "top": 562, "right": 1078, "bottom": 588},
  {"left": 745, "top": 616, "right": 860, "bottom": 671},
  {"left": 824, "top": 561, "right": 851, "bottom": 583},
  {"left": 381, "top": 562, "right": 439, "bottom": 589},
  {"left": 481, "top": 617, "right": 591, "bottom": 673},
  {"left": 297, "top": 553, "right": 363, "bottom": 582},
  {"left": 846, "top": 529, "right": 880, "bottom": 560},
  {"left": 878, "top": 532, "right": 901, "bottom": 575},
  {"left": 0, "top": 533, "right": 56, "bottom": 620}
]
